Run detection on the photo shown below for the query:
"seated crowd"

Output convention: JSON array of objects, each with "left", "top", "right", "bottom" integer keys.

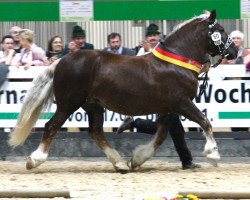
[{"left": 2, "top": 25, "right": 250, "bottom": 69}]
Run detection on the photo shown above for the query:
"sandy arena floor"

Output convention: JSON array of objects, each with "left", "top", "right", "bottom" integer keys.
[{"left": 0, "top": 157, "right": 249, "bottom": 200}]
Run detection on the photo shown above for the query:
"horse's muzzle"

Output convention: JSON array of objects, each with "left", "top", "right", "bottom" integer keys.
[{"left": 225, "top": 52, "right": 237, "bottom": 60}]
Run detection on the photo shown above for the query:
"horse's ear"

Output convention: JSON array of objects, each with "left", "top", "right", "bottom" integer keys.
[{"left": 208, "top": 10, "right": 216, "bottom": 22}]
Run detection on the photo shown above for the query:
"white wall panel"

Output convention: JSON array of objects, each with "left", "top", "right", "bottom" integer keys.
[{"left": 243, "top": 19, "right": 250, "bottom": 48}]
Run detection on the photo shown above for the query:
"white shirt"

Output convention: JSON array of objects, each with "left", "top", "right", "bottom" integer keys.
[
  {"left": 137, "top": 47, "right": 153, "bottom": 56},
  {"left": 0, "top": 50, "right": 20, "bottom": 66}
]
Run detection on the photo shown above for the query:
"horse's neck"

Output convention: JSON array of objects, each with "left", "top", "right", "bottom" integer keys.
[{"left": 163, "top": 27, "right": 208, "bottom": 63}]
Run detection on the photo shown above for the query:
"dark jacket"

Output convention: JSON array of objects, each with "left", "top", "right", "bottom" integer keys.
[
  {"left": 103, "top": 47, "right": 136, "bottom": 56},
  {"left": 60, "top": 42, "right": 94, "bottom": 57},
  {"left": 121, "top": 47, "right": 136, "bottom": 56}
]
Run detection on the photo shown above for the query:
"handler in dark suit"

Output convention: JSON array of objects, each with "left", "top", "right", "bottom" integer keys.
[
  {"left": 103, "top": 32, "right": 136, "bottom": 56},
  {"left": 117, "top": 114, "right": 200, "bottom": 170}
]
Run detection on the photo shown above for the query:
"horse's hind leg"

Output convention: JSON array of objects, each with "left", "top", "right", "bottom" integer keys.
[
  {"left": 128, "top": 115, "right": 170, "bottom": 170},
  {"left": 26, "top": 109, "right": 70, "bottom": 169},
  {"left": 86, "top": 105, "right": 129, "bottom": 173},
  {"left": 179, "top": 99, "right": 220, "bottom": 166}
]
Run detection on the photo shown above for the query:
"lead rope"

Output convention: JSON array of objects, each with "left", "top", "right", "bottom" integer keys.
[
  {"left": 210, "top": 57, "right": 222, "bottom": 68},
  {"left": 198, "top": 72, "right": 209, "bottom": 97},
  {"left": 198, "top": 56, "right": 224, "bottom": 97}
]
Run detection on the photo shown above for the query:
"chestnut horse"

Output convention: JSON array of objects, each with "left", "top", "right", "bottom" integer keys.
[{"left": 9, "top": 10, "right": 237, "bottom": 173}]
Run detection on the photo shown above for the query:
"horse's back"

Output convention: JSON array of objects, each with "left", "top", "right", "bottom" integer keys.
[{"left": 53, "top": 50, "right": 140, "bottom": 101}]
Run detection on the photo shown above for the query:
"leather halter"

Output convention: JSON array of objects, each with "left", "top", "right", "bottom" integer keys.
[{"left": 208, "top": 20, "right": 233, "bottom": 68}]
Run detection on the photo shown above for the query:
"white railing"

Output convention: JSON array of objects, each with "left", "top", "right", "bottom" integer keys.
[
  {"left": 7, "top": 64, "right": 250, "bottom": 79},
  {"left": 0, "top": 64, "right": 250, "bottom": 128},
  {"left": 207, "top": 64, "right": 250, "bottom": 78}
]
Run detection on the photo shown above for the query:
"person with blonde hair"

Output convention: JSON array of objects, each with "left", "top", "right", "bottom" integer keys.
[{"left": 15, "top": 29, "right": 48, "bottom": 69}]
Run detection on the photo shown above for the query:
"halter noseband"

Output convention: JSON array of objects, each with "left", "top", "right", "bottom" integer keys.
[{"left": 208, "top": 20, "right": 233, "bottom": 68}]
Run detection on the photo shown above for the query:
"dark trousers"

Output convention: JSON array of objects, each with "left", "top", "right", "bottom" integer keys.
[{"left": 132, "top": 115, "right": 192, "bottom": 165}]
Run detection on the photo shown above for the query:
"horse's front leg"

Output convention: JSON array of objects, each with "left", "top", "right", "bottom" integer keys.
[
  {"left": 87, "top": 106, "right": 129, "bottom": 173},
  {"left": 128, "top": 115, "right": 169, "bottom": 170},
  {"left": 179, "top": 100, "right": 220, "bottom": 166},
  {"left": 26, "top": 110, "right": 69, "bottom": 170}
]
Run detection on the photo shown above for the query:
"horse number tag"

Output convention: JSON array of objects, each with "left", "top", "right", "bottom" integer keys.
[{"left": 211, "top": 32, "right": 222, "bottom": 45}]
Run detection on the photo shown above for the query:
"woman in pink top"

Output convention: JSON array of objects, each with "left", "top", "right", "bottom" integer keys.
[{"left": 16, "top": 29, "right": 48, "bottom": 69}]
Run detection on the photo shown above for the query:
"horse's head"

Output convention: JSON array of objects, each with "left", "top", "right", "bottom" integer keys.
[{"left": 206, "top": 10, "right": 238, "bottom": 60}]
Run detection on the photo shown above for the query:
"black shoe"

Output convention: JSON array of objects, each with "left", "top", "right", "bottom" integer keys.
[
  {"left": 182, "top": 162, "right": 201, "bottom": 170},
  {"left": 116, "top": 117, "right": 134, "bottom": 134}
]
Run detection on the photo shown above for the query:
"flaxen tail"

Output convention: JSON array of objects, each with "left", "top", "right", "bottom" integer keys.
[{"left": 8, "top": 59, "right": 61, "bottom": 148}]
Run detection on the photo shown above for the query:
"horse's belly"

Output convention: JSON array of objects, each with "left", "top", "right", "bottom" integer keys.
[{"left": 98, "top": 96, "right": 165, "bottom": 116}]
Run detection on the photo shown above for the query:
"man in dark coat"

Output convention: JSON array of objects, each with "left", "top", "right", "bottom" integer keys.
[
  {"left": 61, "top": 25, "right": 94, "bottom": 57},
  {"left": 103, "top": 32, "right": 136, "bottom": 56}
]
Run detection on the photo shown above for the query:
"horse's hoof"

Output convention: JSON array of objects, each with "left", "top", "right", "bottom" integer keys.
[
  {"left": 206, "top": 148, "right": 221, "bottom": 167},
  {"left": 114, "top": 162, "right": 130, "bottom": 174},
  {"left": 26, "top": 156, "right": 46, "bottom": 170},
  {"left": 202, "top": 148, "right": 212, "bottom": 156},
  {"left": 207, "top": 149, "right": 221, "bottom": 160},
  {"left": 127, "top": 160, "right": 133, "bottom": 171},
  {"left": 127, "top": 159, "right": 140, "bottom": 171},
  {"left": 207, "top": 157, "right": 218, "bottom": 167},
  {"left": 203, "top": 146, "right": 220, "bottom": 156},
  {"left": 26, "top": 156, "right": 35, "bottom": 170}
]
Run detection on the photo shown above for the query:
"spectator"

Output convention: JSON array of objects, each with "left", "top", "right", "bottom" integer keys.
[
  {"left": 0, "top": 35, "right": 20, "bottom": 66},
  {"left": 61, "top": 25, "right": 94, "bottom": 56},
  {"left": 246, "top": 61, "right": 250, "bottom": 72},
  {"left": 15, "top": 29, "right": 48, "bottom": 70},
  {"left": 244, "top": 48, "right": 250, "bottom": 73},
  {"left": 243, "top": 47, "right": 250, "bottom": 65},
  {"left": 136, "top": 23, "right": 161, "bottom": 56},
  {"left": 103, "top": 32, "right": 135, "bottom": 55},
  {"left": 0, "top": 35, "right": 16, "bottom": 87},
  {"left": 46, "top": 36, "right": 63, "bottom": 64},
  {"left": 9, "top": 26, "right": 22, "bottom": 53},
  {"left": 221, "top": 30, "right": 244, "bottom": 64}
]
